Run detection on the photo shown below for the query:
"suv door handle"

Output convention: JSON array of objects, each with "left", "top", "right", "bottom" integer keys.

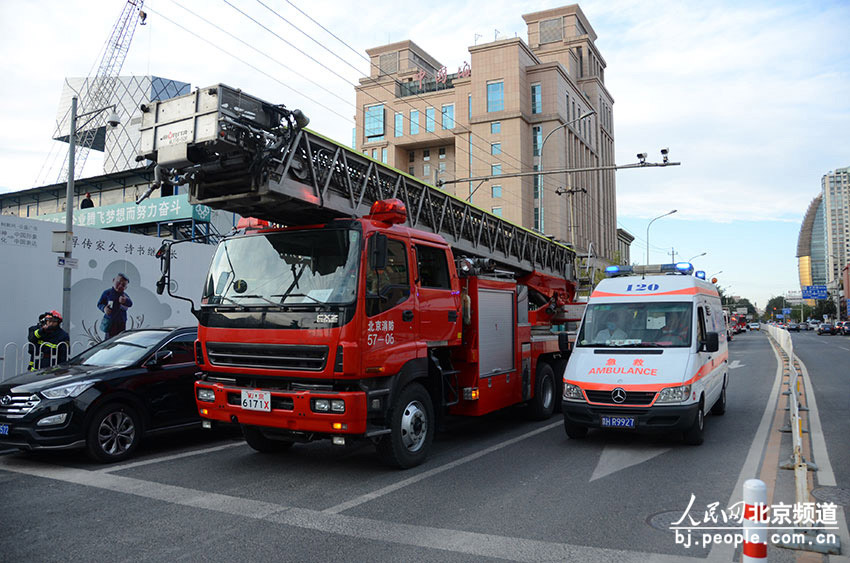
[{"left": 402, "top": 310, "right": 414, "bottom": 322}]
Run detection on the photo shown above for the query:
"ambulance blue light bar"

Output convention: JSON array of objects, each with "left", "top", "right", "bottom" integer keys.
[
  {"left": 606, "top": 263, "right": 695, "bottom": 277},
  {"left": 605, "top": 265, "right": 634, "bottom": 276}
]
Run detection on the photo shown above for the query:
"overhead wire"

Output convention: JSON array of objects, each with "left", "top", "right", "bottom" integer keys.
[{"left": 142, "top": 4, "right": 352, "bottom": 122}]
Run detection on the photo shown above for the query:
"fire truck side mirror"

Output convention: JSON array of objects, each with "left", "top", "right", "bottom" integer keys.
[{"left": 369, "top": 233, "right": 388, "bottom": 271}]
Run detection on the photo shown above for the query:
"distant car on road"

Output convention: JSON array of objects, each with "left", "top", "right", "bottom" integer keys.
[
  {"left": 817, "top": 323, "right": 837, "bottom": 335},
  {"left": 748, "top": 322, "right": 760, "bottom": 331},
  {"left": 835, "top": 321, "right": 850, "bottom": 335},
  {"left": 0, "top": 327, "right": 201, "bottom": 463},
  {"left": 787, "top": 322, "right": 800, "bottom": 332}
]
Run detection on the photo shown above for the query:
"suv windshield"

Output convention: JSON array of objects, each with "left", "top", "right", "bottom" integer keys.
[
  {"left": 577, "top": 302, "right": 693, "bottom": 348},
  {"left": 71, "top": 331, "right": 168, "bottom": 367},
  {"left": 202, "top": 228, "right": 361, "bottom": 307}
]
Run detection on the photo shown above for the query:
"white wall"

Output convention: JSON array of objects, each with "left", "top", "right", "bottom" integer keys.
[{"left": 0, "top": 215, "right": 215, "bottom": 376}]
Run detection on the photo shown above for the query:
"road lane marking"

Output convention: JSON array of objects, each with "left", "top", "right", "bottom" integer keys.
[
  {"left": 0, "top": 455, "right": 700, "bottom": 562},
  {"left": 707, "top": 335, "right": 784, "bottom": 562},
  {"left": 590, "top": 445, "right": 670, "bottom": 482},
  {"left": 323, "top": 420, "right": 561, "bottom": 514},
  {"left": 728, "top": 360, "right": 746, "bottom": 369},
  {"left": 95, "top": 441, "right": 246, "bottom": 473}
]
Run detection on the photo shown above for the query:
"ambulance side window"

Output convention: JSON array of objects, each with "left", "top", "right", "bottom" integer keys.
[{"left": 697, "top": 307, "right": 707, "bottom": 344}]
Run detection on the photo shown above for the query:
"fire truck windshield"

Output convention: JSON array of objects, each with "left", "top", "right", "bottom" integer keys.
[{"left": 202, "top": 228, "right": 361, "bottom": 307}]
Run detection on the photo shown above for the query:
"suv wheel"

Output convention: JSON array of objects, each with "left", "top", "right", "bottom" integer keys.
[{"left": 86, "top": 403, "right": 141, "bottom": 463}]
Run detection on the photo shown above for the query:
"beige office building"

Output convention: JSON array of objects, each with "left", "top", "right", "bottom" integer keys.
[{"left": 354, "top": 4, "right": 617, "bottom": 260}]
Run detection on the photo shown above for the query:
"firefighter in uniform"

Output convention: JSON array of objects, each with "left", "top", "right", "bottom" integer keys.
[{"left": 27, "top": 310, "right": 70, "bottom": 370}]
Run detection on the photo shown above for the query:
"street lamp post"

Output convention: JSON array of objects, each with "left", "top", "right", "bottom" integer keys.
[
  {"left": 61, "top": 96, "right": 120, "bottom": 330},
  {"left": 687, "top": 252, "right": 707, "bottom": 262},
  {"left": 646, "top": 209, "right": 677, "bottom": 265},
  {"left": 536, "top": 110, "right": 595, "bottom": 234}
]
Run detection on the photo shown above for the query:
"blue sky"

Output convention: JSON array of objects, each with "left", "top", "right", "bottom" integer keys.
[{"left": 1, "top": 0, "right": 848, "bottom": 309}]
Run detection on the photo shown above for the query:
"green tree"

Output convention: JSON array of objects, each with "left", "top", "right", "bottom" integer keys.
[{"left": 813, "top": 299, "right": 836, "bottom": 320}]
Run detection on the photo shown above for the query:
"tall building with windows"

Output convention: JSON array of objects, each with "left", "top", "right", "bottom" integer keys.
[
  {"left": 822, "top": 166, "right": 849, "bottom": 286},
  {"left": 797, "top": 194, "right": 826, "bottom": 305},
  {"left": 354, "top": 4, "right": 617, "bottom": 260}
]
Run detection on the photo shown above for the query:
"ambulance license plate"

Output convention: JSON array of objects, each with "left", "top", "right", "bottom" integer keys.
[
  {"left": 601, "top": 416, "right": 635, "bottom": 429},
  {"left": 241, "top": 390, "right": 271, "bottom": 412},
  {"left": 0, "top": 424, "right": 9, "bottom": 435}
]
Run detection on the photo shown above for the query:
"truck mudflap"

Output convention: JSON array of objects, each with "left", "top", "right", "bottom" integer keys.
[{"left": 195, "top": 381, "right": 369, "bottom": 435}]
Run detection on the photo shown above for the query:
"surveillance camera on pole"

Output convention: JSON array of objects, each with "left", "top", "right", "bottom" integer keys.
[{"left": 637, "top": 153, "right": 647, "bottom": 164}]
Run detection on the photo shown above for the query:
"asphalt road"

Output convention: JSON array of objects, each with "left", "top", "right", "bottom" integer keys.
[{"left": 0, "top": 330, "right": 847, "bottom": 562}]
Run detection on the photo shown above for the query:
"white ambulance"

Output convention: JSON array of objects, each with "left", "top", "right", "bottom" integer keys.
[{"left": 561, "top": 263, "right": 728, "bottom": 445}]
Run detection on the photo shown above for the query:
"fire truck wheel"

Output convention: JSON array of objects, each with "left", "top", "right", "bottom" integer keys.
[
  {"left": 682, "top": 398, "right": 705, "bottom": 446},
  {"left": 243, "top": 426, "right": 294, "bottom": 453},
  {"left": 377, "top": 382, "right": 434, "bottom": 469},
  {"left": 86, "top": 403, "right": 141, "bottom": 463},
  {"left": 710, "top": 380, "right": 727, "bottom": 416},
  {"left": 563, "top": 419, "right": 588, "bottom": 439},
  {"left": 527, "top": 362, "right": 556, "bottom": 420}
]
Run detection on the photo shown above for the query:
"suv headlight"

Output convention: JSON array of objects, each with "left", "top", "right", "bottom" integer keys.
[
  {"left": 656, "top": 384, "right": 691, "bottom": 403},
  {"left": 563, "top": 383, "right": 585, "bottom": 401},
  {"left": 41, "top": 380, "right": 96, "bottom": 399}
]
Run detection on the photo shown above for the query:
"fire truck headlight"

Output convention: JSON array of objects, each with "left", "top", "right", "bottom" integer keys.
[
  {"left": 656, "top": 384, "right": 691, "bottom": 403},
  {"left": 330, "top": 399, "right": 345, "bottom": 413},
  {"left": 563, "top": 383, "right": 585, "bottom": 401},
  {"left": 312, "top": 399, "right": 330, "bottom": 412},
  {"left": 197, "top": 388, "right": 216, "bottom": 402}
]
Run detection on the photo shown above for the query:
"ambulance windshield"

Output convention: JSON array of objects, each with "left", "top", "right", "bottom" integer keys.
[{"left": 576, "top": 302, "right": 693, "bottom": 348}]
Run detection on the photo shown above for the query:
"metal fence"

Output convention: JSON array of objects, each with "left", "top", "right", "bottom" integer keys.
[{"left": 1, "top": 341, "right": 89, "bottom": 382}]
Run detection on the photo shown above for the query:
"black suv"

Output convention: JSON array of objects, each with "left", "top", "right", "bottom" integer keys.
[{"left": 0, "top": 327, "right": 200, "bottom": 462}]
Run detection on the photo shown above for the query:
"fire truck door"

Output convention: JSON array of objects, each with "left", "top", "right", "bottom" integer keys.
[
  {"left": 362, "top": 235, "right": 418, "bottom": 375},
  {"left": 414, "top": 242, "right": 459, "bottom": 344}
]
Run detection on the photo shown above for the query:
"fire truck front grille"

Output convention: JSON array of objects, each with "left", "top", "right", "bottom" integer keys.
[
  {"left": 206, "top": 343, "right": 329, "bottom": 372},
  {"left": 585, "top": 390, "right": 656, "bottom": 405}
]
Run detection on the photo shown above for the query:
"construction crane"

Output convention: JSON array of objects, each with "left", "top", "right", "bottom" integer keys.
[{"left": 49, "top": 0, "right": 146, "bottom": 183}]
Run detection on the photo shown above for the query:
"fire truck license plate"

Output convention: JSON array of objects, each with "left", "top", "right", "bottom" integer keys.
[
  {"left": 0, "top": 424, "right": 9, "bottom": 435},
  {"left": 601, "top": 416, "right": 635, "bottom": 429},
  {"left": 241, "top": 390, "right": 271, "bottom": 412}
]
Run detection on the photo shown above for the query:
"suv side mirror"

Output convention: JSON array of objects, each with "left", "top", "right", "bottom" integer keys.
[
  {"left": 700, "top": 332, "right": 720, "bottom": 353},
  {"left": 147, "top": 349, "right": 174, "bottom": 368}
]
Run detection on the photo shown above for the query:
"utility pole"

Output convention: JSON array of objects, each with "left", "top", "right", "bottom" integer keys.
[{"left": 669, "top": 247, "right": 677, "bottom": 262}]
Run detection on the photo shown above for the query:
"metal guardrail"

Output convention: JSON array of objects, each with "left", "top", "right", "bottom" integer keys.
[
  {"left": 764, "top": 326, "right": 840, "bottom": 554},
  {"left": 1, "top": 341, "right": 88, "bottom": 382}
]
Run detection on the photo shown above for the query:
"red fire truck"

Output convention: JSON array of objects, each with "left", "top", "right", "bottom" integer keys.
[{"left": 143, "top": 85, "right": 581, "bottom": 467}]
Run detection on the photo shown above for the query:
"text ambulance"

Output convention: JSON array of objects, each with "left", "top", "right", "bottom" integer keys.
[{"left": 561, "top": 263, "right": 728, "bottom": 445}]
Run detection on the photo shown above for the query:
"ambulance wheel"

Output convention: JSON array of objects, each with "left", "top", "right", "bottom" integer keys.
[
  {"left": 527, "top": 363, "right": 556, "bottom": 420},
  {"left": 683, "top": 399, "right": 705, "bottom": 445},
  {"left": 377, "top": 382, "right": 433, "bottom": 469},
  {"left": 711, "top": 381, "right": 727, "bottom": 416},
  {"left": 243, "top": 426, "right": 294, "bottom": 453},
  {"left": 564, "top": 419, "right": 588, "bottom": 439}
]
